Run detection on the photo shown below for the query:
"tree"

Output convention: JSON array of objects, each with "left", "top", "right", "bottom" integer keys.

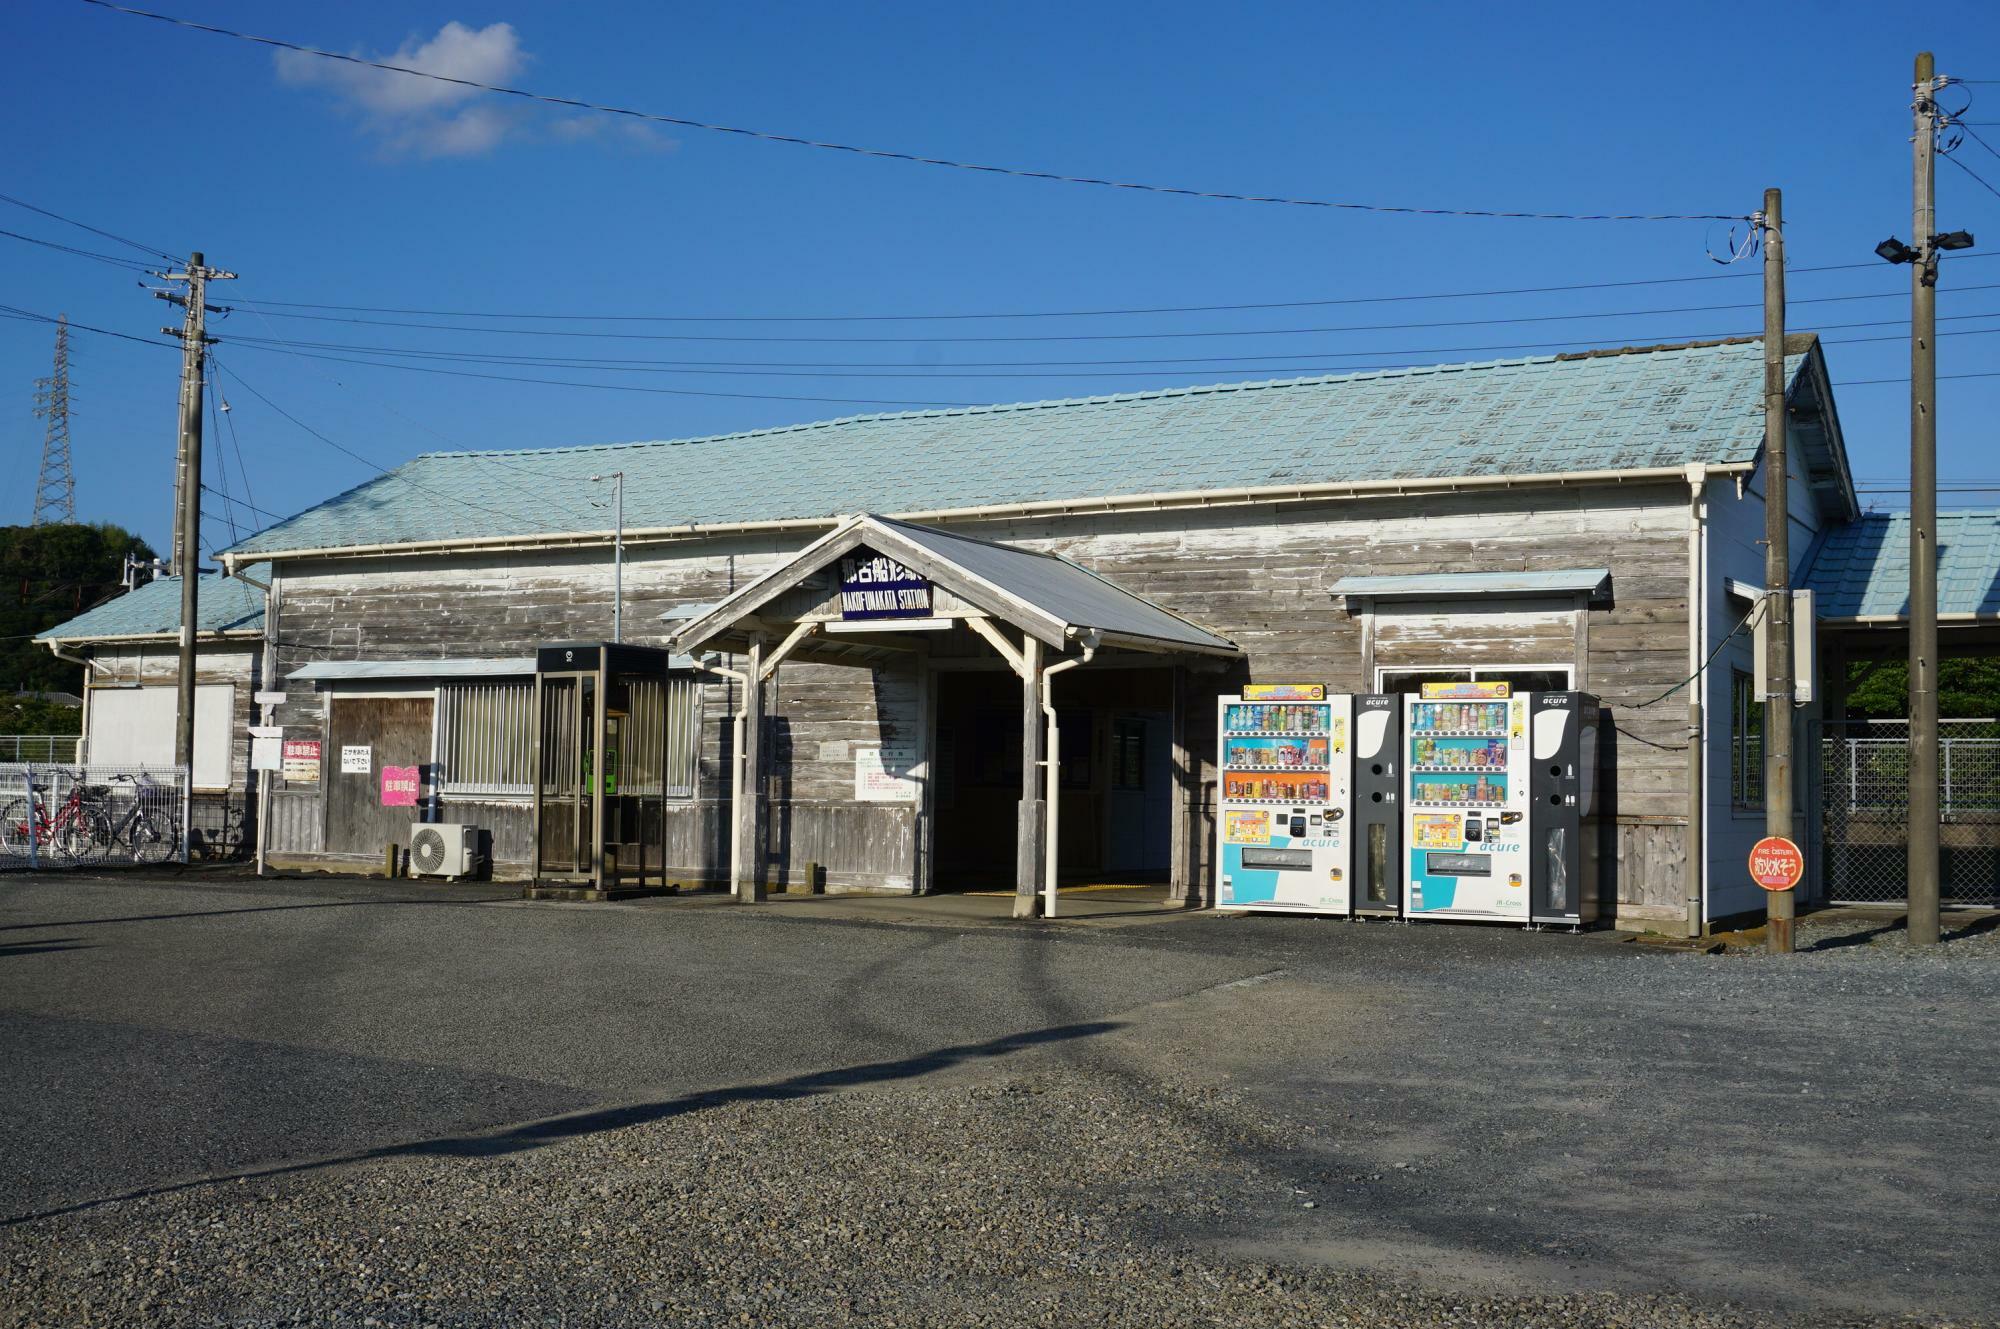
[
  {"left": 1844, "top": 657, "right": 2000, "bottom": 720},
  {"left": 0, "top": 522, "right": 156, "bottom": 699},
  {"left": 0, "top": 694, "right": 82, "bottom": 738}
]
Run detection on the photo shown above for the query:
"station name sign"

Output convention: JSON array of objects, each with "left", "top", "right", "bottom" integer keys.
[{"left": 839, "top": 550, "right": 933, "bottom": 621}]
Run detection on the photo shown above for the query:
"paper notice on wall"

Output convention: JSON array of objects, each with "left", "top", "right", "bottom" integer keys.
[
  {"left": 340, "top": 744, "right": 371, "bottom": 775},
  {"left": 854, "top": 744, "right": 919, "bottom": 802},
  {"left": 251, "top": 736, "right": 283, "bottom": 772}
]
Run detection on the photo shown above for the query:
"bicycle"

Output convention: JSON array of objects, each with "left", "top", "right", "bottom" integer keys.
[
  {"left": 0, "top": 769, "right": 110, "bottom": 863},
  {"left": 87, "top": 773, "right": 181, "bottom": 864}
]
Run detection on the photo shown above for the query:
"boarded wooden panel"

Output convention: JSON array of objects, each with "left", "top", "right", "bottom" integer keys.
[{"left": 324, "top": 697, "right": 433, "bottom": 857}]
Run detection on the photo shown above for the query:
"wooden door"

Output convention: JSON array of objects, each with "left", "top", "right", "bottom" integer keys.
[{"left": 325, "top": 697, "right": 433, "bottom": 857}]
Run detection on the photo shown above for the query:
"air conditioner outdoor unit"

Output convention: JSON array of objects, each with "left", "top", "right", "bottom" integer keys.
[{"left": 408, "top": 822, "right": 479, "bottom": 880}]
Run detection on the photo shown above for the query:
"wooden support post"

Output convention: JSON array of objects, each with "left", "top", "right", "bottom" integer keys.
[
  {"left": 1168, "top": 664, "right": 1195, "bottom": 907},
  {"left": 737, "top": 637, "right": 767, "bottom": 903},
  {"left": 1015, "top": 634, "right": 1044, "bottom": 920}
]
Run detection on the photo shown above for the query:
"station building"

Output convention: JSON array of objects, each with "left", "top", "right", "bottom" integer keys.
[{"left": 39, "top": 334, "right": 1996, "bottom": 929}]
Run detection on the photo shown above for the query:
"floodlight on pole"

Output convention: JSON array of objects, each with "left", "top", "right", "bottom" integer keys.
[
  {"left": 1875, "top": 237, "right": 1919, "bottom": 265},
  {"left": 1934, "top": 230, "right": 1975, "bottom": 251}
]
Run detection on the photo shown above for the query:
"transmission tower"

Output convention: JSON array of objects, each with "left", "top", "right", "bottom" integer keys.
[{"left": 32, "top": 315, "right": 76, "bottom": 525}]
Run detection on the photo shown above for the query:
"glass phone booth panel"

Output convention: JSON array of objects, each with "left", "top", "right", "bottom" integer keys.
[{"left": 531, "top": 642, "right": 675, "bottom": 895}]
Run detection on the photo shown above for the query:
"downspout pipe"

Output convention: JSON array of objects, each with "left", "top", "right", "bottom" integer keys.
[
  {"left": 43, "top": 640, "right": 96, "bottom": 767},
  {"left": 225, "top": 563, "right": 276, "bottom": 876},
  {"left": 693, "top": 653, "right": 751, "bottom": 896},
  {"left": 1685, "top": 464, "right": 1708, "bottom": 937},
  {"left": 1040, "top": 632, "right": 1098, "bottom": 919}
]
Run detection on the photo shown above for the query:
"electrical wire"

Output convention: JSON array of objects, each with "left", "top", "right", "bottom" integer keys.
[
  {"left": 76, "top": 0, "right": 1748, "bottom": 224},
  {"left": 210, "top": 358, "right": 570, "bottom": 534},
  {"left": 223, "top": 254, "right": 1998, "bottom": 325},
  {"left": 199, "top": 482, "right": 285, "bottom": 523},
  {"left": 204, "top": 370, "right": 243, "bottom": 543},
  {"left": 0, "top": 189, "right": 181, "bottom": 263},
  {"left": 1630, "top": 601, "right": 1761, "bottom": 709},
  {"left": 222, "top": 281, "right": 2000, "bottom": 348},
  {"left": 1941, "top": 147, "right": 2000, "bottom": 208},
  {"left": 0, "top": 304, "right": 178, "bottom": 350},
  {"left": 0, "top": 226, "right": 161, "bottom": 272},
  {"left": 207, "top": 310, "right": 2000, "bottom": 382}
]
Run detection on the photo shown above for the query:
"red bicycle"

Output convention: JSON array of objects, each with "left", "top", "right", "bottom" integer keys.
[{"left": 0, "top": 771, "right": 111, "bottom": 862}]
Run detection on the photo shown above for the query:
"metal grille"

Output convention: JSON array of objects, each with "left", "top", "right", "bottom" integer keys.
[
  {"left": 0, "top": 736, "right": 82, "bottom": 764},
  {"left": 0, "top": 764, "right": 188, "bottom": 870},
  {"left": 1818, "top": 720, "right": 1999, "bottom": 905}
]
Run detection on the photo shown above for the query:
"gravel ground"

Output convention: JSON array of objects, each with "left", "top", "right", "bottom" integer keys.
[
  {"left": 0, "top": 1069, "right": 1952, "bottom": 1329},
  {"left": 3, "top": 876, "right": 1996, "bottom": 1327},
  {"left": 1725, "top": 910, "right": 2000, "bottom": 961}
]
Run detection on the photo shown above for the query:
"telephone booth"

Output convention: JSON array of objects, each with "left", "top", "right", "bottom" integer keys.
[{"left": 530, "top": 641, "right": 678, "bottom": 897}]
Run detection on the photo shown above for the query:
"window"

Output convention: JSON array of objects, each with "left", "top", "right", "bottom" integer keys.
[
  {"left": 1375, "top": 665, "right": 1574, "bottom": 695},
  {"left": 1731, "top": 670, "right": 1764, "bottom": 809},
  {"left": 1111, "top": 717, "right": 1147, "bottom": 790},
  {"left": 620, "top": 674, "right": 702, "bottom": 798},
  {"left": 437, "top": 682, "right": 535, "bottom": 796}
]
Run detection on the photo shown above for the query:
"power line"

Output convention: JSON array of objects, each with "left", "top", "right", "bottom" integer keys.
[
  {"left": 227, "top": 255, "right": 1987, "bottom": 324},
  {"left": 1941, "top": 147, "right": 2000, "bottom": 208},
  {"left": 78, "top": 0, "right": 1748, "bottom": 225},
  {"left": 0, "top": 304, "right": 179, "bottom": 350},
  {"left": 210, "top": 358, "right": 568, "bottom": 534},
  {"left": 0, "top": 189, "right": 181, "bottom": 263},
  {"left": 0, "top": 226, "right": 161, "bottom": 272},
  {"left": 224, "top": 255, "right": 2000, "bottom": 332},
  {"left": 199, "top": 482, "right": 284, "bottom": 523},
  {"left": 209, "top": 309, "right": 2000, "bottom": 382}
]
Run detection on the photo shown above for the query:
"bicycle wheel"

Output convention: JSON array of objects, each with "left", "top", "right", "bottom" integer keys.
[
  {"left": 0, "top": 797, "right": 39, "bottom": 857},
  {"left": 128, "top": 811, "right": 179, "bottom": 864},
  {"left": 54, "top": 806, "right": 112, "bottom": 863}
]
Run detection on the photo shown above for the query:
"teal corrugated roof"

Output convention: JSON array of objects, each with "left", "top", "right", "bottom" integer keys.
[
  {"left": 227, "top": 338, "right": 1813, "bottom": 558},
  {"left": 1804, "top": 511, "right": 2000, "bottom": 618},
  {"left": 36, "top": 568, "right": 266, "bottom": 642}
]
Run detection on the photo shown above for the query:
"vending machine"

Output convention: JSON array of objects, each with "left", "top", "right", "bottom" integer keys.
[
  {"left": 1215, "top": 685, "right": 1353, "bottom": 915},
  {"left": 1402, "top": 683, "right": 1532, "bottom": 923},
  {"left": 1351, "top": 693, "right": 1403, "bottom": 917},
  {"left": 1528, "top": 691, "right": 1603, "bottom": 926}
]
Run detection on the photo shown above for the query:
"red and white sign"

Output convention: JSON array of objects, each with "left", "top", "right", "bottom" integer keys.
[
  {"left": 380, "top": 765, "right": 420, "bottom": 808},
  {"left": 281, "top": 740, "right": 322, "bottom": 785},
  {"left": 1748, "top": 836, "right": 1804, "bottom": 891}
]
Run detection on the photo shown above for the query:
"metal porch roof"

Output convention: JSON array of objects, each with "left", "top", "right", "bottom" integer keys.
[
  {"left": 225, "top": 338, "right": 1823, "bottom": 560},
  {"left": 1803, "top": 509, "right": 2000, "bottom": 620},
  {"left": 669, "top": 514, "right": 1238, "bottom": 657}
]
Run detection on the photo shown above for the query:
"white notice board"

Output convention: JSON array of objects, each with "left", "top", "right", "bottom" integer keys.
[{"left": 854, "top": 744, "right": 919, "bottom": 802}]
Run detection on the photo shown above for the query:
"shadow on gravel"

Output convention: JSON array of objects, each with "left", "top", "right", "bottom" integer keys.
[
  {"left": 0, "top": 895, "right": 516, "bottom": 934},
  {"left": 4, "top": 1018, "right": 1122, "bottom": 1226}
]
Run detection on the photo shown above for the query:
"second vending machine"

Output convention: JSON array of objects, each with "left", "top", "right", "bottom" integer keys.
[{"left": 1403, "top": 682, "right": 1531, "bottom": 922}]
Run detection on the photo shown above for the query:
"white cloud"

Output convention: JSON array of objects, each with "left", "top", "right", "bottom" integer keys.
[{"left": 273, "top": 21, "right": 667, "bottom": 159}]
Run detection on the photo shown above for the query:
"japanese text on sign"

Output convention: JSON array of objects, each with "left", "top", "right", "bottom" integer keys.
[{"left": 839, "top": 551, "right": 933, "bottom": 621}]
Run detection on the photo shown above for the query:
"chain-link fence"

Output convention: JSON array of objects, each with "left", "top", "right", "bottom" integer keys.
[
  {"left": 0, "top": 765, "right": 186, "bottom": 871},
  {"left": 1818, "top": 719, "right": 1999, "bottom": 905}
]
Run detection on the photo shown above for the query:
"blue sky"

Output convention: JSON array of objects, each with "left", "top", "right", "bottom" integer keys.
[{"left": 5, "top": 1, "right": 1999, "bottom": 557}]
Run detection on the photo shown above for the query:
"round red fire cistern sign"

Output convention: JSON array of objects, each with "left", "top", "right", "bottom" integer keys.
[{"left": 1748, "top": 836, "right": 1805, "bottom": 892}]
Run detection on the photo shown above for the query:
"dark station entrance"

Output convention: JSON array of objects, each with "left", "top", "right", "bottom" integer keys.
[{"left": 932, "top": 666, "right": 1174, "bottom": 891}]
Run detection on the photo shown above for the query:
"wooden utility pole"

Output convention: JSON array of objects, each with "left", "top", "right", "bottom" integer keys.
[
  {"left": 1908, "top": 53, "right": 1943, "bottom": 945},
  {"left": 1761, "top": 189, "right": 1795, "bottom": 955},
  {"left": 159, "top": 251, "right": 235, "bottom": 857}
]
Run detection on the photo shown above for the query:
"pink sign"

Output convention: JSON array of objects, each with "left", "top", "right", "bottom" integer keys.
[{"left": 380, "top": 765, "right": 420, "bottom": 808}]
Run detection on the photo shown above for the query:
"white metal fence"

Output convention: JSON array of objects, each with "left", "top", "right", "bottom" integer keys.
[
  {"left": 0, "top": 735, "right": 83, "bottom": 764},
  {"left": 1818, "top": 720, "right": 1999, "bottom": 906},
  {"left": 0, "top": 764, "right": 186, "bottom": 871}
]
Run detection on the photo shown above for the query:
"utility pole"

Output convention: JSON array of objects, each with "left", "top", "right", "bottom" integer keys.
[
  {"left": 1908, "top": 53, "right": 1943, "bottom": 945},
  {"left": 1761, "top": 188, "right": 1795, "bottom": 955},
  {"left": 158, "top": 251, "right": 235, "bottom": 857},
  {"left": 32, "top": 316, "right": 76, "bottom": 525}
]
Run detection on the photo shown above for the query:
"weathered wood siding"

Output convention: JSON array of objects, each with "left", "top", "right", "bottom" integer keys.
[
  {"left": 258, "top": 481, "right": 1697, "bottom": 920},
  {"left": 265, "top": 536, "right": 918, "bottom": 890}
]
